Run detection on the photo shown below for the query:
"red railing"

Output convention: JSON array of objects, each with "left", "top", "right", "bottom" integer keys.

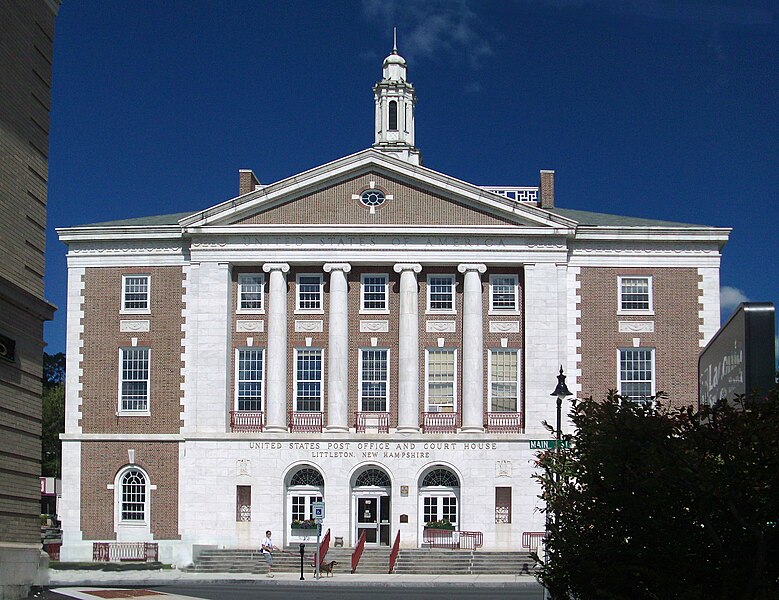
[
  {"left": 288, "top": 411, "right": 323, "bottom": 432},
  {"left": 351, "top": 529, "right": 367, "bottom": 573},
  {"left": 522, "top": 531, "right": 547, "bottom": 553},
  {"left": 485, "top": 412, "right": 524, "bottom": 433},
  {"left": 310, "top": 527, "right": 331, "bottom": 568},
  {"left": 92, "top": 542, "right": 158, "bottom": 562},
  {"left": 423, "top": 528, "right": 483, "bottom": 550},
  {"left": 230, "top": 410, "right": 264, "bottom": 432},
  {"left": 422, "top": 412, "right": 458, "bottom": 433},
  {"left": 355, "top": 411, "right": 390, "bottom": 433},
  {"left": 388, "top": 530, "right": 401, "bottom": 573}
]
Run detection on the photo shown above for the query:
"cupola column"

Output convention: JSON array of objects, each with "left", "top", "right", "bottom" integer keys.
[
  {"left": 459, "top": 264, "right": 487, "bottom": 432},
  {"left": 323, "top": 263, "right": 351, "bottom": 432},
  {"left": 263, "top": 263, "right": 290, "bottom": 432},
  {"left": 394, "top": 263, "right": 423, "bottom": 432}
]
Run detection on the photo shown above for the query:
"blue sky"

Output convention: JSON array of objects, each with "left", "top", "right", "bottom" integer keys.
[{"left": 45, "top": 0, "right": 778, "bottom": 354}]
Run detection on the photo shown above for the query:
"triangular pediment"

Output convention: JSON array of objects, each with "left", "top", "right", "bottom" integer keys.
[{"left": 179, "top": 149, "right": 575, "bottom": 230}]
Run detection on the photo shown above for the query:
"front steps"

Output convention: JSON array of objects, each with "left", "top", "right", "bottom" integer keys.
[{"left": 187, "top": 547, "right": 536, "bottom": 575}]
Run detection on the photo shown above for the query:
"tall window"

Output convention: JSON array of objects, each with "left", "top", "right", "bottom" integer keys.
[
  {"left": 361, "top": 274, "right": 388, "bottom": 311},
  {"left": 489, "top": 349, "right": 519, "bottom": 412},
  {"left": 120, "top": 469, "right": 146, "bottom": 521},
  {"left": 236, "top": 348, "right": 263, "bottom": 411},
  {"left": 421, "top": 468, "right": 459, "bottom": 527},
  {"left": 360, "top": 348, "right": 388, "bottom": 412},
  {"left": 290, "top": 467, "right": 324, "bottom": 522},
  {"left": 120, "top": 348, "right": 149, "bottom": 412},
  {"left": 297, "top": 274, "right": 323, "bottom": 311},
  {"left": 236, "top": 485, "right": 251, "bottom": 522},
  {"left": 428, "top": 275, "right": 455, "bottom": 312},
  {"left": 619, "top": 348, "right": 655, "bottom": 402},
  {"left": 388, "top": 100, "right": 398, "bottom": 131},
  {"left": 122, "top": 275, "right": 150, "bottom": 312},
  {"left": 619, "top": 276, "right": 653, "bottom": 312},
  {"left": 495, "top": 487, "right": 512, "bottom": 524},
  {"left": 426, "top": 349, "right": 456, "bottom": 412},
  {"left": 237, "top": 273, "right": 264, "bottom": 311},
  {"left": 490, "top": 275, "right": 518, "bottom": 311},
  {"left": 295, "top": 349, "right": 323, "bottom": 411}
]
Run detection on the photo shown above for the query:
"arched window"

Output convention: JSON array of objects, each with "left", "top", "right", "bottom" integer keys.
[
  {"left": 355, "top": 468, "right": 391, "bottom": 487},
  {"left": 121, "top": 468, "right": 146, "bottom": 521},
  {"left": 388, "top": 101, "right": 398, "bottom": 131},
  {"left": 290, "top": 467, "right": 324, "bottom": 487},
  {"left": 422, "top": 468, "right": 459, "bottom": 488}
]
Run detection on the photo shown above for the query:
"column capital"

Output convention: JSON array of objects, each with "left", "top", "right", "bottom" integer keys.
[
  {"left": 393, "top": 263, "right": 422, "bottom": 274},
  {"left": 323, "top": 263, "right": 352, "bottom": 274},
  {"left": 262, "top": 263, "right": 290, "bottom": 273},
  {"left": 457, "top": 263, "right": 487, "bottom": 274}
]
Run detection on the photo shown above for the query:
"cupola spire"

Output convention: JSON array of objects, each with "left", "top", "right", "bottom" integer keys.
[{"left": 372, "top": 31, "right": 421, "bottom": 165}]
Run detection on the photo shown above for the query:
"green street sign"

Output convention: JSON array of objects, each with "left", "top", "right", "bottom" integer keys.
[{"left": 529, "top": 440, "right": 570, "bottom": 450}]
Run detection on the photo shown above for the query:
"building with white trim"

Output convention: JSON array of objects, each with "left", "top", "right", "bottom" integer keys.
[{"left": 57, "top": 45, "right": 729, "bottom": 566}]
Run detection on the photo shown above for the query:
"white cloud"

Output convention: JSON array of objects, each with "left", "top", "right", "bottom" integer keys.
[{"left": 720, "top": 286, "right": 749, "bottom": 312}]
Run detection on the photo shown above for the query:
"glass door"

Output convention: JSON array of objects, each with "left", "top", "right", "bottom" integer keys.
[{"left": 357, "top": 496, "right": 378, "bottom": 544}]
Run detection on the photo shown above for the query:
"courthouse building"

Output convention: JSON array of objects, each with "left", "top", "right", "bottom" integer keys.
[{"left": 57, "top": 45, "right": 729, "bottom": 565}]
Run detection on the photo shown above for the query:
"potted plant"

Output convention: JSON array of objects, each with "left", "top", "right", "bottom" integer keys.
[
  {"left": 290, "top": 518, "right": 317, "bottom": 532},
  {"left": 424, "top": 519, "right": 455, "bottom": 531}
]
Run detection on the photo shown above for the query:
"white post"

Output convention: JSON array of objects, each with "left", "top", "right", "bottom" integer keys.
[
  {"left": 393, "top": 263, "right": 422, "bottom": 432},
  {"left": 323, "top": 263, "right": 351, "bottom": 432},
  {"left": 458, "top": 264, "right": 487, "bottom": 432},
  {"left": 263, "top": 263, "right": 290, "bottom": 432}
]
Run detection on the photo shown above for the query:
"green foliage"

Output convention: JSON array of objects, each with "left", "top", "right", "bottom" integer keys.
[
  {"left": 534, "top": 388, "right": 779, "bottom": 600},
  {"left": 42, "top": 352, "right": 65, "bottom": 477}
]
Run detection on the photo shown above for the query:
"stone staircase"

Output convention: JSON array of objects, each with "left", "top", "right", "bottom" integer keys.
[{"left": 187, "top": 547, "right": 535, "bottom": 575}]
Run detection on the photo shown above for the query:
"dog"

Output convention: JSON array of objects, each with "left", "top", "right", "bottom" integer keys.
[{"left": 318, "top": 559, "right": 338, "bottom": 577}]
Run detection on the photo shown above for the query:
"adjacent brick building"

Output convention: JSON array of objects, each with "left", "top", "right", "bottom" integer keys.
[
  {"left": 57, "top": 45, "right": 729, "bottom": 565},
  {"left": 0, "top": 1, "right": 59, "bottom": 597}
]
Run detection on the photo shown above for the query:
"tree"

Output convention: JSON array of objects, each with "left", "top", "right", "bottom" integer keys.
[
  {"left": 41, "top": 352, "right": 65, "bottom": 478},
  {"left": 534, "top": 389, "right": 779, "bottom": 600}
]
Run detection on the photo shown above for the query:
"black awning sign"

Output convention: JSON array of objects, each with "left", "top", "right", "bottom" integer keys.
[{"left": 0, "top": 334, "right": 16, "bottom": 363}]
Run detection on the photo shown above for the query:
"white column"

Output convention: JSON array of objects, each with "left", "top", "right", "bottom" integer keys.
[
  {"left": 394, "top": 263, "right": 422, "bottom": 433},
  {"left": 458, "top": 263, "right": 487, "bottom": 432},
  {"left": 323, "top": 263, "right": 351, "bottom": 432},
  {"left": 263, "top": 263, "right": 290, "bottom": 432}
]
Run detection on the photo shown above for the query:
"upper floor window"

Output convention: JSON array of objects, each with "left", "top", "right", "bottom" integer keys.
[
  {"left": 237, "top": 273, "right": 264, "bottom": 312},
  {"left": 361, "top": 274, "right": 388, "bottom": 311},
  {"left": 236, "top": 348, "right": 264, "bottom": 411},
  {"left": 619, "top": 348, "right": 655, "bottom": 403},
  {"left": 389, "top": 100, "right": 398, "bottom": 131},
  {"left": 489, "top": 349, "right": 520, "bottom": 412},
  {"left": 122, "top": 275, "right": 150, "bottom": 313},
  {"left": 360, "top": 348, "right": 389, "bottom": 412},
  {"left": 119, "top": 347, "right": 149, "bottom": 413},
  {"left": 297, "top": 274, "right": 323, "bottom": 311},
  {"left": 619, "top": 276, "right": 653, "bottom": 313},
  {"left": 428, "top": 275, "right": 455, "bottom": 312},
  {"left": 490, "top": 275, "right": 519, "bottom": 312},
  {"left": 295, "top": 348, "right": 323, "bottom": 411},
  {"left": 426, "top": 349, "right": 456, "bottom": 412}
]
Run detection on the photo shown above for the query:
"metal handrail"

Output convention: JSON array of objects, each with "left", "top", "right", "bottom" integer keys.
[
  {"left": 423, "top": 528, "right": 483, "bottom": 550},
  {"left": 522, "top": 531, "right": 547, "bottom": 552},
  {"left": 230, "top": 410, "right": 264, "bottom": 432},
  {"left": 485, "top": 411, "right": 524, "bottom": 433},
  {"left": 388, "top": 530, "right": 401, "bottom": 573},
  {"left": 288, "top": 411, "right": 323, "bottom": 432},
  {"left": 422, "top": 412, "right": 458, "bottom": 433},
  {"left": 351, "top": 529, "right": 367, "bottom": 573},
  {"left": 92, "top": 541, "right": 158, "bottom": 562}
]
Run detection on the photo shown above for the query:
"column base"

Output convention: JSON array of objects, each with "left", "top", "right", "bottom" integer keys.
[
  {"left": 460, "top": 425, "right": 485, "bottom": 433},
  {"left": 324, "top": 425, "right": 350, "bottom": 433},
  {"left": 395, "top": 426, "right": 421, "bottom": 433},
  {"left": 263, "top": 425, "right": 288, "bottom": 433}
]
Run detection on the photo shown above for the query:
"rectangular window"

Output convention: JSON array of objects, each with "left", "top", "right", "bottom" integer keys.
[
  {"left": 120, "top": 347, "right": 149, "bottom": 412},
  {"left": 297, "top": 274, "right": 323, "bottom": 311},
  {"left": 360, "top": 348, "right": 388, "bottom": 412},
  {"left": 236, "top": 348, "right": 264, "bottom": 411},
  {"left": 236, "top": 485, "right": 251, "bottom": 522},
  {"left": 295, "top": 349, "right": 323, "bottom": 411},
  {"left": 428, "top": 275, "right": 455, "bottom": 312},
  {"left": 495, "top": 487, "right": 512, "bottom": 523},
  {"left": 423, "top": 497, "right": 438, "bottom": 524},
  {"left": 361, "top": 274, "right": 388, "bottom": 311},
  {"left": 426, "top": 349, "right": 456, "bottom": 411},
  {"left": 490, "top": 275, "right": 518, "bottom": 311},
  {"left": 489, "top": 349, "right": 519, "bottom": 412},
  {"left": 292, "top": 496, "right": 305, "bottom": 522},
  {"left": 619, "top": 276, "right": 653, "bottom": 312},
  {"left": 442, "top": 497, "right": 457, "bottom": 524},
  {"left": 619, "top": 348, "right": 655, "bottom": 402},
  {"left": 122, "top": 275, "right": 150, "bottom": 312},
  {"left": 237, "top": 273, "right": 264, "bottom": 311}
]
